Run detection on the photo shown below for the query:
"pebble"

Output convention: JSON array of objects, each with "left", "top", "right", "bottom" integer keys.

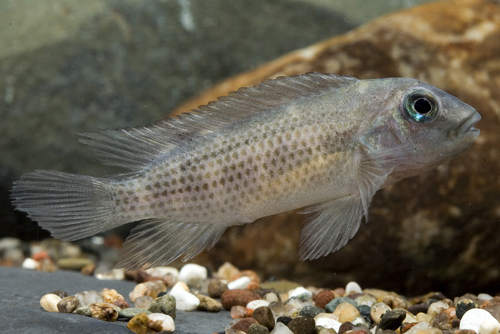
[
  {"left": 338, "top": 321, "right": 354, "bottom": 334},
  {"left": 299, "top": 305, "right": 324, "bottom": 318},
  {"left": 277, "top": 316, "right": 293, "bottom": 325},
  {"left": 260, "top": 281, "right": 301, "bottom": 294},
  {"left": 479, "top": 293, "right": 494, "bottom": 301},
  {"left": 231, "top": 305, "right": 254, "bottom": 318},
  {"left": 57, "top": 296, "right": 79, "bottom": 313},
  {"left": 333, "top": 302, "right": 361, "bottom": 323},
  {"left": 345, "top": 282, "right": 363, "bottom": 295},
  {"left": 456, "top": 299, "right": 478, "bottom": 319},
  {"left": 169, "top": 283, "right": 199, "bottom": 311},
  {"left": 358, "top": 304, "right": 372, "bottom": 323},
  {"left": 217, "top": 262, "right": 240, "bottom": 280},
  {"left": 460, "top": 308, "right": 500, "bottom": 334},
  {"left": 247, "top": 300, "right": 271, "bottom": 310},
  {"left": 221, "top": 289, "right": 262, "bottom": 310},
  {"left": 428, "top": 301, "right": 450, "bottom": 316},
  {"left": 127, "top": 313, "right": 151, "bottom": 333},
  {"left": 483, "top": 305, "right": 500, "bottom": 322},
  {"left": 148, "top": 294, "right": 176, "bottom": 319},
  {"left": 135, "top": 295, "right": 154, "bottom": 310},
  {"left": 22, "top": 258, "right": 40, "bottom": 270},
  {"left": 378, "top": 309, "right": 407, "bottom": 330},
  {"left": 228, "top": 276, "right": 252, "bottom": 290},
  {"left": 288, "top": 287, "right": 313, "bottom": 300},
  {"left": 145, "top": 266, "right": 179, "bottom": 282},
  {"left": 196, "top": 293, "right": 223, "bottom": 312},
  {"left": 355, "top": 294, "right": 378, "bottom": 307},
  {"left": 407, "top": 303, "right": 429, "bottom": 315},
  {"left": 405, "top": 321, "right": 433, "bottom": 334},
  {"left": 326, "top": 297, "right": 358, "bottom": 313},
  {"left": 118, "top": 307, "right": 152, "bottom": 319},
  {"left": 283, "top": 297, "right": 311, "bottom": 317},
  {"left": 40, "top": 293, "right": 62, "bottom": 313},
  {"left": 50, "top": 290, "right": 69, "bottom": 299},
  {"left": 431, "top": 310, "right": 452, "bottom": 331},
  {"left": 370, "top": 302, "right": 392, "bottom": 324},
  {"left": 56, "top": 257, "right": 94, "bottom": 270},
  {"left": 272, "top": 322, "right": 294, "bottom": 334},
  {"left": 100, "top": 288, "right": 128, "bottom": 308},
  {"left": 178, "top": 263, "right": 207, "bottom": 288},
  {"left": 264, "top": 292, "right": 280, "bottom": 303},
  {"left": 286, "top": 316, "right": 316, "bottom": 334},
  {"left": 88, "top": 302, "right": 119, "bottom": 321},
  {"left": 75, "top": 290, "right": 104, "bottom": 307},
  {"left": 208, "top": 278, "right": 229, "bottom": 298},
  {"left": 314, "top": 313, "right": 342, "bottom": 332},
  {"left": 249, "top": 323, "right": 270, "bottom": 334},
  {"left": 94, "top": 268, "right": 125, "bottom": 280},
  {"left": 231, "top": 318, "right": 258, "bottom": 332},
  {"left": 129, "top": 280, "right": 166, "bottom": 302},
  {"left": 417, "top": 312, "right": 433, "bottom": 322},
  {"left": 147, "top": 313, "right": 175, "bottom": 332},
  {"left": 252, "top": 306, "right": 275, "bottom": 330},
  {"left": 315, "top": 290, "right": 336, "bottom": 309}
]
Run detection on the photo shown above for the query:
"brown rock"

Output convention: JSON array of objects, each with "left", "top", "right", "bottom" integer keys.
[
  {"left": 315, "top": 290, "right": 335, "bottom": 309},
  {"left": 208, "top": 278, "right": 228, "bottom": 298},
  {"left": 286, "top": 316, "right": 316, "bottom": 334},
  {"left": 252, "top": 306, "right": 275, "bottom": 330},
  {"left": 221, "top": 289, "right": 262, "bottom": 310},
  {"left": 231, "top": 318, "right": 258, "bottom": 332},
  {"left": 173, "top": 0, "right": 500, "bottom": 297}
]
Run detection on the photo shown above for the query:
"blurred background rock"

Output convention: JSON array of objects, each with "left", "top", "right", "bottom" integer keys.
[{"left": 4, "top": 0, "right": 499, "bottom": 297}]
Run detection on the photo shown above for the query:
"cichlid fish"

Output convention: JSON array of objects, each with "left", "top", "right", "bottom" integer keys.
[{"left": 11, "top": 73, "right": 480, "bottom": 269}]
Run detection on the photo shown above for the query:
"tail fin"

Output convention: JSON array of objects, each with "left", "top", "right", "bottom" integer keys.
[{"left": 11, "top": 170, "right": 119, "bottom": 241}]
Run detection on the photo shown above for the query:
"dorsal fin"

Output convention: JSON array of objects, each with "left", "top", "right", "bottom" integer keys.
[{"left": 80, "top": 73, "right": 359, "bottom": 172}]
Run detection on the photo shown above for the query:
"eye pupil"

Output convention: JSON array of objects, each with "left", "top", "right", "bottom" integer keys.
[{"left": 413, "top": 98, "right": 432, "bottom": 114}]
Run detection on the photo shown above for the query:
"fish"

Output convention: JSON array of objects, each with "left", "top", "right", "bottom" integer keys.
[{"left": 11, "top": 73, "right": 481, "bottom": 270}]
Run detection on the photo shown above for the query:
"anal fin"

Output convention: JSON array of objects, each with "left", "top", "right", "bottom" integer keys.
[
  {"left": 299, "top": 195, "right": 364, "bottom": 261},
  {"left": 116, "top": 220, "right": 226, "bottom": 270}
]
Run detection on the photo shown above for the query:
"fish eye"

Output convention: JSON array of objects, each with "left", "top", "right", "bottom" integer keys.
[{"left": 402, "top": 90, "right": 439, "bottom": 124}]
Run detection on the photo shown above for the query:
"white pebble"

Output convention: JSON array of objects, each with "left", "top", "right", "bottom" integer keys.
[
  {"left": 479, "top": 293, "right": 494, "bottom": 301},
  {"left": 403, "top": 321, "right": 432, "bottom": 334},
  {"left": 40, "top": 294, "right": 62, "bottom": 312},
  {"left": 314, "top": 313, "right": 342, "bottom": 332},
  {"left": 147, "top": 313, "right": 175, "bottom": 332},
  {"left": 170, "top": 284, "right": 200, "bottom": 311},
  {"left": 22, "top": 258, "right": 39, "bottom": 270},
  {"left": 427, "top": 301, "right": 449, "bottom": 316},
  {"left": 271, "top": 321, "right": 294, "bottom": 334},
  {"left": 146, "top": 266, "right": 179, "bottom": 280},
  {"left": 178, "top": 263, "right": 207, "bottom": 288},
  {"left": 246, "top": 300, "right": 270, "bottom": 310},
  {"left": 288, "top": 287, "right": 312, "bottom": 299},
  {"left": 264, "top": 292, "right": 280, "bottom": 303},
  {"left": 227, "top": 276, "right": 251, "bottom": 290},
  {"left": 460, "top": 308, "right": 500, "bottom": 334},
  {"left": 352, "top": 315, "right": 370, "bottom": 327},
  {"left": 345, "top": 281, "right": 362, "bottom": 295}
]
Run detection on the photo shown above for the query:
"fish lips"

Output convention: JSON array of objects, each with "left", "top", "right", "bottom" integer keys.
[{"left": 451, "top": 111, "right": 481, "bottom": 141}]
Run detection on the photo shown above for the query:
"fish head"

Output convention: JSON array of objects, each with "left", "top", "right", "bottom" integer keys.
[{"left": 386, "top": 79, "right": 481, "bottom": 178}]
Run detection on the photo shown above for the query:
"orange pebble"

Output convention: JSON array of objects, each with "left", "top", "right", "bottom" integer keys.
[{"left": 32, "top": 251, "right": 50, "bottom": 261}]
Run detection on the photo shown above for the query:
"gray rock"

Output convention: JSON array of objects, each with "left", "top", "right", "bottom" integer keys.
[
  {"left": 118, "top": 307, "right": 152, "bottom": 320},
  {"left": 378, "top": 310, "right": 407, "bottom": 330},
  {"left": 148, "top": 294, "right": 176, "bottom": 320},
  {"left": 325, "top": 297, "right": 358, "bottom": 313}
]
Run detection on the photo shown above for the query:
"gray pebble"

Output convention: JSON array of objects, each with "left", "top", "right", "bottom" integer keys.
[
  {"left": 248, "top": 323, "right": 270, "bottom": 334},
  {"left": 300, "top": 305, "right": 324, "bottom": 318},
  {"left": 148, "top": 294, "right": 176, "bottom": 320},
  {"left": 118, "top": 307, "right": 152, "bottom": 320},
  {"left": 378, "top": 309, "right": 406, "bottom": 330},
  {"left": 456, "top": 299, "right": 478, "bottom": 319},
  {"left": 57, "top": 296, "right": 79, "bottom": 313}
]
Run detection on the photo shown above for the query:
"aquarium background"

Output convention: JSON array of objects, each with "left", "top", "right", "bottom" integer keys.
[{"left": 2, "top": 0, "right": 499, "bottom": 298}]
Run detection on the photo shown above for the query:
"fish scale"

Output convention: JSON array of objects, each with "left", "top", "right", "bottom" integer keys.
[{"left": 11, "top": 73, "right": 480, "bottom": 269}]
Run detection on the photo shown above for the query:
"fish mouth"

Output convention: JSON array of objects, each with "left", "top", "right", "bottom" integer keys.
[{"left": 452, "top": 111, "right": 481, "bottom": 140}]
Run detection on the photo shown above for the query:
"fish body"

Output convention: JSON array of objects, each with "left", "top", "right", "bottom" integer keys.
[{"left": 11, "top": 73, "right": 480, "bottom": 269}]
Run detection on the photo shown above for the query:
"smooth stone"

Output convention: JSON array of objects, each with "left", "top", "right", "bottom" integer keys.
[
  {"left": 208, "top": 278, "right": 228, "bottom": 298},
  {"left": 118, "top": 307, "right": 152, "bottom": 319},
  {"left": 247, "top": 300, "right": 270, "bottom": 310},
  {"left": 100, "top": 288, "right": 128, "bottom": 308},
  {"left": 272, "top": 322, "right": 294, "bottom": 334},
  {"left": 145, "top": 266, "right": 179, "bottom": 281},
  {"left": 228, "top": 276, "right": 251, "bottom": 290},
  {"left": 358, "top": 304, "right": 372, "bottom": 323},
  {"left": 40, "top": 293, "right": 62, "bottom": 313},
  {"left": 129, "top": 280, "right": 167, "bottom": 302},
  {"left": 169, "top": 284, "right": 199, "bottom": 311},
  {"left": 326, "top": 297, "right": 358, "bottom": 313},
  {"left": 249, "top": 323, "right": 270, "bottom": 334},
  {"left": 147, "top": 313, "right": 175, "bottom": 332},
  {"left": 196, "top": 293, "right": 223, "bottom": 312},
  {"left": 417, "top": 313, "right": 433, "bottom": 322},
  {"left": 135, "top": 295, "right": 154, "bottom": 310},
  {"left": 314, "top": 313, "right": 342, "bottom": 332},
  {"left": 178, "top": 263, "right": 207, "bottom": 288},
  {"left": 378, "top": 309, "right": 407, "bottom": 330},
  {"left": 478, "top": 294, "right": 494, "bottom": 301},
  {"left": 231, "top": 318, "right": 258, "bottom": 332},
  {"left": 74, "top": 290, "right": 104, "bottom": 308},
  {"left": 317, "top": 328, "right": 338, "bottom": 334},
  {"left": 315, "top": 290, "right": 336, "bottom": 309},
  {"left": 405, "top": 322, "right": 433, "bottom": 334},
  {"left": 370, "top": 302, "right": 392, "bottom": 324},
  {"left": 408, "top": 303, "right": 429, "bottom": 315},
  {"left": 56, "top": 257, "right": 94, "bottom": 270},
  {"left": 333, "top": 302, "right": 361, "bottom": 323},
  {"left": 338, "top": 321, "right": 354, "bottom": 334},
  {"left": 88, "top": 302, "right": 119, "bottom": 322},
  {"left": 345, "top": 282, "right": 362, "bottom": 295},
  {"left": 252, "top": 306, "right": 275, "bottom": 330},
  {"left": 352, "top": 315, "right": 370, "bottom": 327},
  {"left": 355, "top": 294, "right": 378, "bottom": 307},
  {"left": 276, "top": 316, "right": 293, "bottom": 325},
  {"left": 221, "top": 289, "right": 262, "bottom": 310},
  {"left": 148, "top": 294, "right": 176, "bottom": 319},
  {"left": 57, "top": 296, "right": 79, "bottom": 313},
  {"left": 428, "top": 301, "right": 450, "bottom": 316},
  {"left": 127, "top": 313, "right": 150, "bottom": 333},
  {"left": 288, "top": 287, "right": 312, "bottom": 300},
  {"left": 300, "top": 305, "right": 325, "bottom": 318},
  {"left": 217, "top": 262, "right": 240, "bottom": 281},
  {"left": 264, "top": 292, "right": 280, "bottom": 303},
  {"left": 50, "top": 290, "right": 69, "bottom": 299},
  {"left": 74, "top": 306, "right": 92, "bottom": 317},
  {"left": 286, "top": 316, "right": 316, "bottom": 334},
  {"left": 456, "top": 299, "right": 478, "bottom": 319},
  {"left": 460, "top": 309, "right": 500, "bottom": 334},
  {"left": 22, "top": 258, "right": 39, "bottom": 270}
]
